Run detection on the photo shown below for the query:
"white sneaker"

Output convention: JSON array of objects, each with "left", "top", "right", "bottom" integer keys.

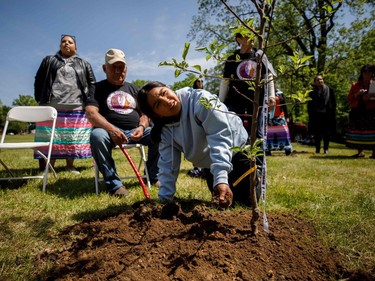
[{"left": 66, "top": 166, "right": 80, "bottom": 174}]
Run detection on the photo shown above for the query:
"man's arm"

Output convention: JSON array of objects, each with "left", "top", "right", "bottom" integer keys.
[
  {"left": 219, "top": 80, "right": 229, "bottom": 102},
  {"left": 130, "top": 113, "right": 150, "bottom": 141},
  {"left": 138, "top": 113, "right": 149, "bottom": 129},
  {"left": 85, "top": 105, "right": 113, "bottom": 130},
  {"left": 85, "top": 105, "right": 128, "bottom": 145},
  {"left": 267, "top": 73, "right": 276, "bottom": 106}
]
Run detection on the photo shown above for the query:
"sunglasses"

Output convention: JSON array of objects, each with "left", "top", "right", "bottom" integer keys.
[{"left": 61, "top": 34, "right": 76, "bottom": 41}]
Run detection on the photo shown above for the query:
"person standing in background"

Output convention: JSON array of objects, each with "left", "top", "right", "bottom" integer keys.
[
  {"left": 307, "top": 75, "right": 336, "bottom": 154},
  {"left": 218, "top": 33, "right": 276, "bottom": 136},
  {"left": 192, "top": 78, "right": 204, "bottom": 90},
  {"left": 218, "top": 33, "right": 276, "bottom": 194},
  {"left": 269, "top": 88, "right": 289, "bottom": 126},
  {"left": 346, "top": 64, "right": 375, "bottom": 158},
  {"left": 34, "top": 34, "right": 96, "bottom": 174}
]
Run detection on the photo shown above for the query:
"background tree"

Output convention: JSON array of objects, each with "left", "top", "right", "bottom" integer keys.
[
  {"left": 6, "top": 95, "right": 38, "bottom": 133},
  {"left": 131, "top": 79, "right": 150, "bottom": 89},
  {"left": 132, "top": 74, "right": 199, "bottom": 91},
  {"left": 0, "top": 105, "right": 11, "bottom": 122},
  {"left": 187, "top": 0, "right": 374, "bottom": 139},
  {"left": 171, "top": 73, "right": 198, "bottom": 90},
  {"left": 12, "top": 95, "right": 38, "bottom": 106}
]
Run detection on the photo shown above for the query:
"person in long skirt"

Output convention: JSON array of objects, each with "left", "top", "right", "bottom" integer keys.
[
  {"left": 34, "top": 34, "right": 96, "bottom": 173},
  {"left": 346, "top": 64, "right": 375, "bottom": 158}
]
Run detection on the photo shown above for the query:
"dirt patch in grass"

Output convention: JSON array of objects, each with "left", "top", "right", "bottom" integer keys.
[{"left": 34, "top": 202, "right": 374, "bottom": 281}]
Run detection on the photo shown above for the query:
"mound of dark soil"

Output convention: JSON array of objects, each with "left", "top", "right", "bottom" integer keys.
[{"left": 35, "top": 202, "right": 374, "bottom": 281}]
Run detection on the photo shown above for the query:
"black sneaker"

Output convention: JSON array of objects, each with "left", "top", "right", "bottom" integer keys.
[{"left": 187, "top": 168, "right": 206, "bottom": 178}]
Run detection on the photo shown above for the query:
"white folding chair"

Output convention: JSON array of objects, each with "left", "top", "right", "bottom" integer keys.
[
  {"left": 94, "top": 143, "right": 151, "bottom": 195},
  {"left": 0, "top": 106, "right": 58, "bottom": 192}
]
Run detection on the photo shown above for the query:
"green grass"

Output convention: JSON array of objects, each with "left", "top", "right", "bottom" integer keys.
[
  {"left": 266, "top": 143, "right": 375, "bottom": 270},
  {"left": 0, "top": 135, "right": 374, "bottom": 279}
]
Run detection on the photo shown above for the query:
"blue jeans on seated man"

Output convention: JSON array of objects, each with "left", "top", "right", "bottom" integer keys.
[{"left": 90, "top": 127, "right": 159, "bottom": 193}]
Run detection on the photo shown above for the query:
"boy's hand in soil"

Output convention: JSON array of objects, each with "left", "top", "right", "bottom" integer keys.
[{"left": 212, "top": 184, "right": 233, "bottom": 208}]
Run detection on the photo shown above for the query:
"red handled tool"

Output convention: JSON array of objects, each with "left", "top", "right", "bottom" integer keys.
[{"left": 119, "top": 145, "right": 150, "bottom": 199}]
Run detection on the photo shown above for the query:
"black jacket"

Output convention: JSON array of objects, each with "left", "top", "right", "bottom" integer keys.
[
  {"left": 34, "top": 52, "right": 96, "bottom": 104},
  {"left": 307, "top": 85, "right": 337, "bottom": 134}
]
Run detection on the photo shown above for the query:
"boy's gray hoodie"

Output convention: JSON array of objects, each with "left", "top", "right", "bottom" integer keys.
[{"left": 158, "top": 87, "right": 248, "bottom": 202}]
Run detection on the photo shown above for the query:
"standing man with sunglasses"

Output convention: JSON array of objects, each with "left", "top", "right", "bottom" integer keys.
[{"left": 34, "top": 34, "right": 96, "bottom": 174}]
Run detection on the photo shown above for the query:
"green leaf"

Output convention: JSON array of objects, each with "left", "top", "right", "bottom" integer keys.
[
  {"left": 231, "top": 146, "right": 243, "bottom": 152},
  {"left": 159, "top": 61, "right": 174, "bottom": 67},
  {"left": 195, "top": 46, "right": 207, "bottom": 52},
  {"left": 192, "top": 65, "right": 202, "bottom": 72},
  {"left": 300, "top": 56, "right": 313, "bottom": 64},
  {"left": 174, "top": 69, "right": 181, "bottom": 77},
  {"left": 182, "top": 43, "right": 190, "bottom": 60}
]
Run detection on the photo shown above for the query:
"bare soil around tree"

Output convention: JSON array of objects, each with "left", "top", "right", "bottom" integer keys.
[{"left": 34, "top": 201, "right": 374, "bottom": 281}]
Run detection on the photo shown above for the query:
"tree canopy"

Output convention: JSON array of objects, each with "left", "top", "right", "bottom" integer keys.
[
  {"left": 12, "top": 95, "right": 38, "bottom": 106},
  {"left": 187, "top": 0, "right": 374, "bottom": 136}
]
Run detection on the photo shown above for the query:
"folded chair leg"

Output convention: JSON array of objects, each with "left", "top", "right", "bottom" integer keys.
[
  {"left": 0, "top": 159, "right": 14, "bottom": 177},
  {"left": 35, "top": 151, "right": 57, "bottom": 178},
  {"left": 139, "top": 146, "right": 151, "bottom": 189}
]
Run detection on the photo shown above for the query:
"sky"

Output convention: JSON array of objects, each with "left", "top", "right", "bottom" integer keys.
[{"left": 0, "top": 0, "right": 215, "bottom": 106}]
